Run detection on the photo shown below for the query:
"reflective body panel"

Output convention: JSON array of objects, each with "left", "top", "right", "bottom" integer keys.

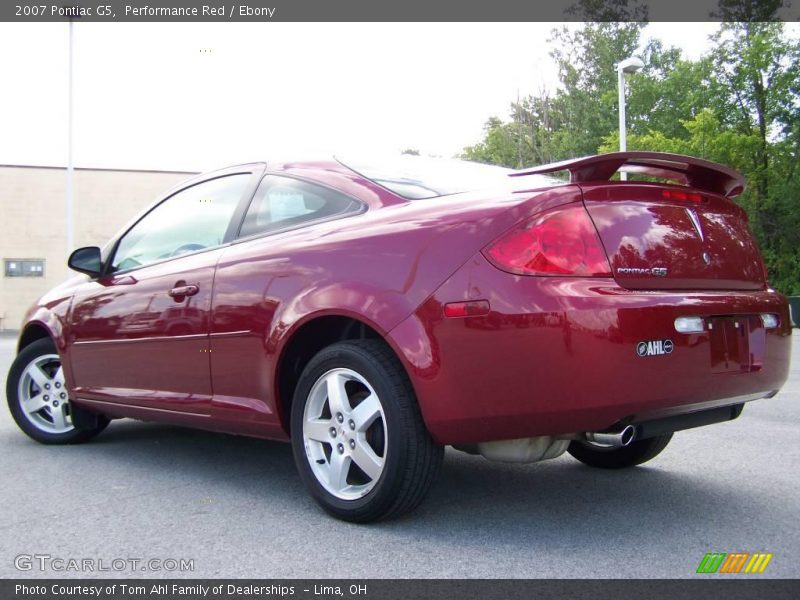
[{"left": 15, "top": 155, "right": 792, "bottom": 445}]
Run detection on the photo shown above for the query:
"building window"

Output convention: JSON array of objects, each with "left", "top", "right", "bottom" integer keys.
[{"left": 4, "top": 259, "right": 45, "bottom": 278}]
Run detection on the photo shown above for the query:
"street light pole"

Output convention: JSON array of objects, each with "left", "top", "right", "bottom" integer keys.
[
  {"left": 616, "top": 56, "right": 644, "bottom": 181},
  {"left": 617, "top": 66, "right": 627, "bottom": 154},
  {"left": 66, "top": 19, "right": 74, "bottom": 260}
]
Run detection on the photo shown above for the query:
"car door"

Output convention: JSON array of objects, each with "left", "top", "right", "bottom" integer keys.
[
  {"left": 67, "top": 170, "right": 259, "bottom": 416},
  {"left": 207, "top": 174, "right": 364, "bottom": 436}
]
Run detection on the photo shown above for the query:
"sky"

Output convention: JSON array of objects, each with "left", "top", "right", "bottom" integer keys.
[{"left": 0, "top": 22, "right": 724, "bottom": 172}]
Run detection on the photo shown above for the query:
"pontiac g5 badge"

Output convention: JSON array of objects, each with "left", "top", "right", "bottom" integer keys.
[{"left": 617, "top": 267, "right": 668, "bottom": 277}]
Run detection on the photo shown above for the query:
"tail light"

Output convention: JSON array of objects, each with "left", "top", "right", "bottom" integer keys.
[{"left": 483, "top": 204, "right": 611, "bottom": 276}]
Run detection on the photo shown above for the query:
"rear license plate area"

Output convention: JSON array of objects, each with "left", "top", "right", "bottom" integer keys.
[{"left": 709, "top": 315, "right": 764, "bottom": 373}]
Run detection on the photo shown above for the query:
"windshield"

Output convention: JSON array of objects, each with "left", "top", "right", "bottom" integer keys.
[{"left": 337, "top": 155, "right": 559, "bottom": 199}]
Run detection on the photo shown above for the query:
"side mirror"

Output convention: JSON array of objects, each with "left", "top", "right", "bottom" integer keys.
[{"left": 68, "top": 246, "right": 103, "bottom": 277}]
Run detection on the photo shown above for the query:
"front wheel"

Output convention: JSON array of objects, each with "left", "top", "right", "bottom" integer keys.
[
  {"left": 291, "top": 340, "right": 443, "bottom": 522},
  {"left": 6, "top": 338, "right": 108, "bottom": 444},
  {"left": 567, "top": 433, "right": 673, "bottom": 469}
]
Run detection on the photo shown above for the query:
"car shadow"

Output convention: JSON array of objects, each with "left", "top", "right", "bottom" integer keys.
[
  {"left": 86, "top": 420, "right": 299, "bottom": 493},
  {"left": 81, "top": 419, "right": 779, "bottom": 554},
  {"left": 379, "top": 449, "right": 776, "bottom": 556}
]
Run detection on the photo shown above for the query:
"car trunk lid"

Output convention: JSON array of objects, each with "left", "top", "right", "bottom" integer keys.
[
  {"left": 581, "top": 183, "right": 766, "bottom": 291},
  {"left": 510, "top": 151, "right": 766, "bottom": 291}
]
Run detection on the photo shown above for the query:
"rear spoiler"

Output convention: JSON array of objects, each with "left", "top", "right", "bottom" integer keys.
[{"left": 510, "top": 152, "right": 746, "bottom": 198}]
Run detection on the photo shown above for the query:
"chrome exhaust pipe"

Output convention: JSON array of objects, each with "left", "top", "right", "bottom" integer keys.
[{"left": 585, "top": 425, "right": 636, "bottom": 447}]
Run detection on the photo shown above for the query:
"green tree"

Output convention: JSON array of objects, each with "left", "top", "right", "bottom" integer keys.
[
  {"left": 462, "top": 22, "right": 647, "bottom": 167},
  {"left": 548, "top": 22, "right": 645, "bottom": 158},
  {"left": 461, "top": 117, "right": 521, "bottom": 166},
  {"left": 625, "top": 45, "right": 715, "bottom": 143},
  {"left": 462, "top": 13, "right": 800, "bottom": 293},
  {"left": 709, "top": 22, "right": 799, "bottom": 230}
]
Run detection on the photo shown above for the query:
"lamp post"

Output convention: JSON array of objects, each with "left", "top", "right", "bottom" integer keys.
[
  {"left": 66, "top": 18, "right": 74, "bottom": 258},
  {"left": 616, "top": 56, "right": 644, "bottom": 180}
]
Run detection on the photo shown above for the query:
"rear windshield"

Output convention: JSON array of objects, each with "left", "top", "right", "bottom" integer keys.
[{"left": 337, "top": 155, "right": 559, "bottom": 199}]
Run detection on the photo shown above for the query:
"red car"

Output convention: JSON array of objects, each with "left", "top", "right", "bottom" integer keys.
[{"left": 6, "top": 152, "right": 791, "bottom": 522}]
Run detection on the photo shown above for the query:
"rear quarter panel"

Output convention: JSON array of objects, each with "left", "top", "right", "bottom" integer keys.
[{"left": 209, "top": 177, "right": 582, "bottom": 434}]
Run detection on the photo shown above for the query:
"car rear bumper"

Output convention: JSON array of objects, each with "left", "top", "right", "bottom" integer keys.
[{"left": 388, "top": 253, "right": 792, "bottom": 445}]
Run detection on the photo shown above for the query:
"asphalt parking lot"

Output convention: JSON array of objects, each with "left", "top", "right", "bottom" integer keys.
[{"left": 0, "top": 331, "right": 797, "bottom": 579}]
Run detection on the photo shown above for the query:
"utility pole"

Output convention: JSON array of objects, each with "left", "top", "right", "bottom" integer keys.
[
  {"left": 516, "top": 88, "right": 522, "bottom": 169},
  {"left": 616, "top": 56, "right": 644, "bottom": 181},
  {"left": 66, "top": 18, "right": 74, "bottom": 260}
]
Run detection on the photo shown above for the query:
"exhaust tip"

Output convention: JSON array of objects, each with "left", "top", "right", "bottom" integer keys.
[
  {"left": 585, "top": 425, "right": 637, "bottom": 448},
  {"left": 619, "top": 425, "right": 636, "bottom": 447}
]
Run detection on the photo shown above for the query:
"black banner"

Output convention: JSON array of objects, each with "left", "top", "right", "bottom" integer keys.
[
  {"left": 4, "top": 580, "right": 800, "bottom": 600},
  {"left": 2, "top": 0, "right": 800, "bottom": 22}
]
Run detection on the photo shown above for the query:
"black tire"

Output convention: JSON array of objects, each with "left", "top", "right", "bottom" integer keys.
[
  {"left": 567, "top": 433, "right": 673, "bottom": 469},
  {"left": 6, "top": 337, "right": 109, "bottom": 445},
  {"left": 290, "top": 340, "right": 443, "bottom": 522}
]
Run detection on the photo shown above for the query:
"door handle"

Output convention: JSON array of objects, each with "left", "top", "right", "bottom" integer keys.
[{"left": 168, "top": 284, "right": 199, "bottom": 299}]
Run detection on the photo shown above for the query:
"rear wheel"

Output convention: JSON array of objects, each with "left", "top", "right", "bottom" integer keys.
[
  {"left": 567, "top": 433, "right": 673, "bottom": 469},
  {"left": 291, "top": 340, "right": 443, "bottom": 522},
  {"left": 6, "top": 338, "right": 108, "bottom": 444}
]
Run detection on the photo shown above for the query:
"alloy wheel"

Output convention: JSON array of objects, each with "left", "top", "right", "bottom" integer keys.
[
  {"left": 17, "top": 353, "right": 74, "bottom": 434},
  {"left": 302, "top": 368, "right": 387, "bottom": 500}
]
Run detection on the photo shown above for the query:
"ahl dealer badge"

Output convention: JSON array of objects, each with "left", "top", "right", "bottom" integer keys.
[{"left": 636, "top": 339, "right": 674, "bottom": 357}]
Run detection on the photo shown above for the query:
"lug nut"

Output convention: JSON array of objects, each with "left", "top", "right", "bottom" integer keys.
[
  {"left": 53, "top": 401, "right": 59, "bottom": 407},
  {"left": 336, "top": 413, "right": 344, "bottom": 423},
  {"left": 60, "top": 393, "right": 66, "bottom": 399},
  {"left": 349, "top": 439, "right": 356, "bottom": 449},
  {"left": 55, "top": 382, "right": 61, "bottom": 388},
  {"left": 43, "top": 395, "right": 49, "bottom": 401},
  {"left": 329, "top": 427, "right": 337, "bottom": 438},
  {"left": 337, "top": 443, "right": 344, "bottom": 454},
  {"left": 348, "top": 420, "right": 355, "bottom": 430},
  {"left": 44, "top": 383, "right": 50, "bottom": 390}
]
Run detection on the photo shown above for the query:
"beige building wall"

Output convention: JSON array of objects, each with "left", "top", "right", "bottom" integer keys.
[{"left": 0, "top": 165, "right": 195, "bottom": 331}]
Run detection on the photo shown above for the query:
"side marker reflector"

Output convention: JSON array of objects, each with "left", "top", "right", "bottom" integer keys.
[{"left": 443, "top": 300, "right": 490, "bottom": 318}]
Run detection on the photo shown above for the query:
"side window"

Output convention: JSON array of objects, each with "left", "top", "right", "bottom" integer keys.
[
  {"left": 112, "top": 174, "right": 249, "bottom": 271},
  {"left": 239, "top": 176, "right": 360, "bottom": 238}
]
